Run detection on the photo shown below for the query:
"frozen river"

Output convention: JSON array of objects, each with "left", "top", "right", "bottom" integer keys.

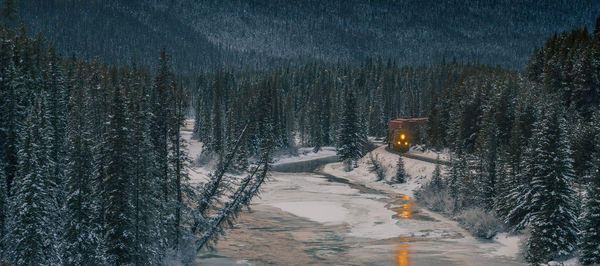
[{"left": 196, "top": 157, "right": 525, "bottom": 266}]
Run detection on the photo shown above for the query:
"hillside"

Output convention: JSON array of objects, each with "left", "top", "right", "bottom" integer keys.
[{"left": 16, "top": 0, "right": 600, "bottom": 71}]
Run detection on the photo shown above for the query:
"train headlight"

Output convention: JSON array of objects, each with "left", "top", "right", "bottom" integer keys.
[
  {"left": 401, "top": 134, "right": 405, "bottom": 140},
  {"left": 397, "top": 141, "right": 401, "bottom": 145},
  {"left": 404, "top": 142, "right": 408, "bottom": 146}
]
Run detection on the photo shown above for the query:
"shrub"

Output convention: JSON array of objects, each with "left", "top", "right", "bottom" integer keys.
[
  {"left": 195, "top": 151, "right": 219, "bottom": 167},
  {"left": 343, "top": 158, "right": 353, "bottom": 172},
  {"left": 456, "top": 207, "right": 503, "bottom": 239},
  {"left": 368, "top": 153, "right": 387, "bottom": 181},
  {"left": 395, "top": 156, "right": 408, "bottom": 183},
  {"left": 272, "top": 144, "right": 299, "bottom": 158},
  {"left": 415, "top": 184, "right": 456, "bottom": 214}
]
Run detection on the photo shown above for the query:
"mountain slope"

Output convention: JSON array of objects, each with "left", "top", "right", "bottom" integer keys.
[{"left": 16, "top": 0, "right": 600, "bottom": 72}]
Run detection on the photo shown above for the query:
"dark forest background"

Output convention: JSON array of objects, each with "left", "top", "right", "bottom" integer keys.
[
  {"left": 17, "top": 0, "right": 600, "bottom": 73},
  {"left": 1, "top": 1, "right": 600, "bottom": 265}
]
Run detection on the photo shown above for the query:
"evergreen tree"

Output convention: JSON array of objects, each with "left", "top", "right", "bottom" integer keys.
[
  {"left": 395, "top": 156, "right": 408, "bottom": 183},
  {"left": 101, "top": 71, "right": 134, "bottom": 265},
  {"left": 429, "top": 157, "right": 443, "bottom": 191},
  {"left": 447, "top": 152, "right": 470, "bottom": 211},
  {"left": 493, "top": 150, "right": 512, "bottom": 218},
  {"left": 62, "top": 64, "right": 97, "bottom": 265},
  {"left": 0, "top": 163, "right": 6, "bottom": 257},
  {"left": 504, "top": 133, "right": 537, "bottom": 230},
  {"left": 167, "top": 82, "right": 190, "bottom": 254},
  {"left": 44, "top": 46, "right": 68, "bottom": 212},
  {"left": 209, "top": 74, "right": 224, "bottom": 156},
  {"left": 255, "top": 82, "right": 276, "bottom": 158},
  {"left": 475, "top": 106, "right": 499, "bottom": 210},
  {"left": 5, "top": 94, "right": 60, "bottom": 265},
  {"left": 337, "top": 89, "right": 362, "bottom": 164},
  {"left": 128, "top": 66, "right": 164, "bottom": 264},
  {"left": 149, "top": 48, "right": 176, "bottom": 255},
  {"left": 578, "top": 111, "right": 600, "bottom": 265},
  {"left": 525, "top": 107, "right": 578, "bottom": 264},
  {"left": 0, "top": 34, "right": 22, "bottom": 199}
]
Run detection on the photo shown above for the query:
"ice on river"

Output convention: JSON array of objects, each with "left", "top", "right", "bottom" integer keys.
[{"left": 261, "top": 172, "right": 407, "bottom": 239}]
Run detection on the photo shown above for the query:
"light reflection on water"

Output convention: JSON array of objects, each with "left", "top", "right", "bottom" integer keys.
[
  {"left": 396, "top": 238, "right": 411, "bottom": 266},
  {"left": 396, "top": 195, "right": 414, "bottom": 266}
]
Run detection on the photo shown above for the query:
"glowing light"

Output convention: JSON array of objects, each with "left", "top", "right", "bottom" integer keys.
[
  {"left": 404, "top": 142, "right": 408, "bottom": 146},
  {"left": 400, "top": 134, "right": 405, "bottom": 140},
  {"left": 396, "top": 242, "right": 410, "bottom": 266},
  {"left": 395, "top": 196, "right": 413, "bottom": 266},
  {"left": 398, "top": 195, "right": 413, "bottom": 219},
  {"left": 397, "top": 141, "right": 401, "bottom": 145}
]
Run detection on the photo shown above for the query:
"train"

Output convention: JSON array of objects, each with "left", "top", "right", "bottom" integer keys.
[{"left": 388, "top": 118, "right": 428, "bottom": 152}]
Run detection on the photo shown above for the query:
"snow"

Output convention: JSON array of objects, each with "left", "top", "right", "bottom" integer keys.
[
  {"left": 182, "top": 120, "right": 204, "bottom": 159},
  {"left": 409, "top": 145, "right": 451, "bottom": 162},
  {"left": 273, "top": 146, "right": 337, "bottom": 165},
  {"left": 183, "top": 121, "right": 525, "bottom": 262},
  {"left": 267, "top": 201, "right": 349, "bottom": 225},
  {"left": 491, "top": 233, "right": 523, "bottom": 258},
  {"left": 547, "top": 258, "right": 580, "bottom": 266},
  {"left": 321, "top": 145, "right": 439, "bottom": 197},
  {"left": 320, "top": 144, "right": 527, "bottom": 261},
  {"left": 182, "top": 120, "right": 211, "bottom": 184},
  {"left": 260, "top": 172, "right": 454, "bottom": 240}
]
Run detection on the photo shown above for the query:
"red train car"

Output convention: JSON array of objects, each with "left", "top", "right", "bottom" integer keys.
[{"left": 388, "top": 118, "right": 428, "bottom": 152}]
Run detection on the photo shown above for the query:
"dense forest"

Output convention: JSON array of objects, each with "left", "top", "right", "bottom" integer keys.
[
  {"left": 15, "top": 0, "right": 600, "bottom": 72},
  {"left": 0, "top": 23, "right": 273, "bottom": 264},
  {"left": 2, "top": 0, "right": 600, "bottom": 265},
  {"left": 191, "top": 19, "right": 600, "bottom": 264}
]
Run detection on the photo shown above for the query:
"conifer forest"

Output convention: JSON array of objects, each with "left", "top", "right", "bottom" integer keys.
[{"left": 1, "top": 1, "right": 600, "bottom": 265}]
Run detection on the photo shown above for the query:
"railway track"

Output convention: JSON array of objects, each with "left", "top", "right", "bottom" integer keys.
[{"left": 385, "top": 146, "right": 451, "bottom": 166}]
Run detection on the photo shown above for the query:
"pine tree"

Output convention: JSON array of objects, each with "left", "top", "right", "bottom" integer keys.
[
  {"left": 62, "top": 65, "right": 98, "bottom": 265},
  {"left": 101, "top": 71, "right": 134, "bottom": 265},
  {"left": 150, "top": 48, "right": 175, "bottom": 255},
  {"left": 5, "top": 94, "right": 60, "bottom": 265},
  {"left": 88, "top": 62, "right": 111, "bottom": 265},
  {"left": 525, "top": 107, "right": 578, "bottom": 264},
  {"left": 310, "top": 89, "right": 323, "bottom": 152},
  {"left": 578, "top": 111, "right": 600, "bottom": 265},
  {"left": 167, "top": 82, "right": 190, "bottom": 254},
  {"left": 192, "top": 75, "right": 205, "bottom": 140},
  {"left": 0, "top": 35, "right": 19, "bottom": 250},
  {"left": 447, "top": 152, "right": 470, "bottom": 211},
  {"left": 457, "top": 154, "right": 479, "bottom": 209},
  {"left": 210, "top": 76, "right": 224, "bottom": 156},
  {"left": 44, "top": 46, "right": 68, "bottom": 212},
  {"left": 255, "top": 82, "right": 276, "bottom": 158},
  {"left": 493, "top": 150, "right": 512, "bottom": 218},
  {"left": 475, "top": 108, "right": 499, "bottom": 210},
  {"left": 0, "top": 35, "right": 22, "bottom": 200},
  {"left": 337, "top": 89, "right": 362, "bottom": 164},
  {"left": 0, "top": 163, "right": 6, "bottom": 257},
  {"left": 430, "top": 156, "right": 443, "bottom": 191},
  {"left": 504, "top": 123, "right": 539, "bottom": 230},
  {"left": 128, "top": 66, "right": 164, "bottom": 264},
  {"left": 395, "top": 156, "right": 408, "bottom": 183}
]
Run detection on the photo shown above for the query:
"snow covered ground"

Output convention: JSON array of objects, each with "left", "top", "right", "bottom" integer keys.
[
  {"left": 185, "top": 120, "right": 525, "bottom": 265},
  {"left": 320, "top": 145, "right": 525, "bottom": 262},
  {"left": 196, "top": 142, "right": 525, "bottom": 265},
  {"left": 409, "top": 144, "right": 451, "bottom": 162},
  {"left": 181, "top": 120, "right": 212, "bottom": 184},
  {"left": 321, "top": 145, "right": 437, "bottom": 197},
  {"left": 273, "top": 146, "right": 337, "bottom": 165}
]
